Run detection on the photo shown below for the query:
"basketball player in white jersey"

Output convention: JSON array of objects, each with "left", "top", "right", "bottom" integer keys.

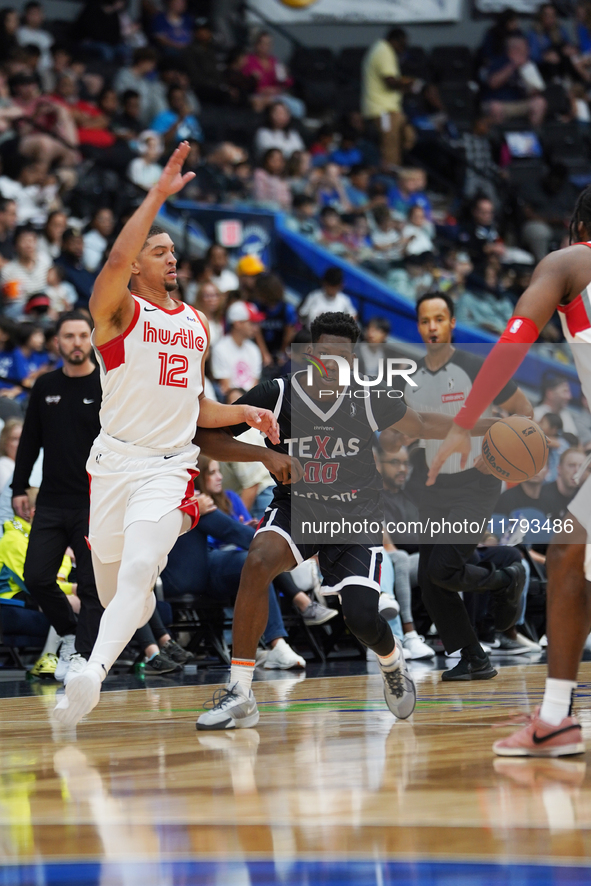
[
  {"left": 429, "top": 186, "right": 591, "bottom": 756},
  {"left": 53, "top": 142, "right": 283, "bottom": 727}
]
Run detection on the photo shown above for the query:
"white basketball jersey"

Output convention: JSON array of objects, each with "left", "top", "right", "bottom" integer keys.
[
  {"left": 93, "top": 294, "right": 207, "bottom": 451},
  {"left": 557, "top": 246, "right": 591, "bottom": 406}
]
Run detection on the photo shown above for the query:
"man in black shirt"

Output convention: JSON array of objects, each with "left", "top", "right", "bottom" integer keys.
[
  {"left": 404, "top": 292, "right": 531, "bottom": 680},
  {"left": 197, "top": 311, "right": 484, "bottom": 731},
  {"left": 12, "top": 311, "right": 103, "bottom": 681},
  {"left": 496, "top": 467, "right": 547, "bottom": 517},
  {"left": 539, "top": 448, "right": 586, "bottom": 521}
]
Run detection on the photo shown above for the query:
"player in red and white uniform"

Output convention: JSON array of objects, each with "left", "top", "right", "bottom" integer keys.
[
  {"left": 429, "top": 187, "right": 591, "bottom": 757},
  {"left": 54, "top": 142, "right": 282, "bottom": 727}
]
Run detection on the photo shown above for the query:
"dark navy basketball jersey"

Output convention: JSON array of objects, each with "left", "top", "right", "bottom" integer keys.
[{"left": 232, "top": 370, "right": 407, "bottom": 516}]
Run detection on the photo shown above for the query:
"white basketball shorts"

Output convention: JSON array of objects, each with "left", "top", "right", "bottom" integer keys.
[{"left": 87, "top": 431, "right": 200, "bottom": 564}]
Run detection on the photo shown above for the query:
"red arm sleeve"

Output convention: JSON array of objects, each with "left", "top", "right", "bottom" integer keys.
[{"left": 454, "top": 317, "right": 539, "bottom": 429}]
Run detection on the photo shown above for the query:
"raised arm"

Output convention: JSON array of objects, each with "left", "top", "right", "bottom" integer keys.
[
  {"left": 89, "top": 141, "right": 195, "bottom": 347},
  {"left": 426, "top": 246, "right": 574, "bottom": 484}
]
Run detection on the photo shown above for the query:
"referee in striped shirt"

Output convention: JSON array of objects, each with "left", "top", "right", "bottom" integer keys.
[{"left": 401, "top": 292, "right": 532, "bottom": 680}]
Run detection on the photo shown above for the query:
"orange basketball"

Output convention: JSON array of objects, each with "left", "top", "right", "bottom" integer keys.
[{"left": 481, "top": 415, "right": 548, "bottom": 482}]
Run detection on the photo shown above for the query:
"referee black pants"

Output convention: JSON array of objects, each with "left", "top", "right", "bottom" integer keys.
[
  {"left": 417, "top": 472, "right": 508, "bottom": 655},
  {"left": 23, "top": 505, "right": 104, "bottom": 659}
]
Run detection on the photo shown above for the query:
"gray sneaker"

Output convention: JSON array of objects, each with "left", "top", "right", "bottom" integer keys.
[
  {"left": 301, "top": 600, "right": 338, "bottom": 626},
  {"left": 489, "top": 633, "right": 531, "bottom": 656},
  {"left": 380, "top": 637, "right": 416, "bottom": 720},
  {"left": 196, "top": 683, "right": 260, "bottom": 731}
]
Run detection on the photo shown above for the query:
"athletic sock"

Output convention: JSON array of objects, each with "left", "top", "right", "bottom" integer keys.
[
  {"left": 377, "top": 644, "right": 401, "bottom": 672},
  {"left": 86, "top": 660, "right": 108, "bottom": 683},
  {"left": 461, "top": 642, "right": 487, "bottom": 661},
  {"left": 230, "top": 658, "right": 255, "bottom": 696},
  {"left": 41, "top": 627, "right": 61, "bottom": 657},
  {"left": 539, "top": 677, "right": 577, "bottom": 726}
]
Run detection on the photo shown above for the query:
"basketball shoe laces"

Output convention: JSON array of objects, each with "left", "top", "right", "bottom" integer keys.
[
  {"left": 383, "top": 667, "right": 407, "bottom": 699},
  {"left": 204, "top": 685, "right": 244, "bottom": 711}
]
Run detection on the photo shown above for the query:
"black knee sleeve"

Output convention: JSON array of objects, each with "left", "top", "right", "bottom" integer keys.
[{"left": 340, "top": 585, "right": 394, "bottom": 656}]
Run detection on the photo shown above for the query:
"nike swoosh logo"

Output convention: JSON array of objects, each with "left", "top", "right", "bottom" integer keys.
[
  {"left": 164, "top": 454, "right": 175, "bottom": 459},
  {"left": 532, "top": 724, "right": 580, "bottom": 744},
  {"left": 83, "top": 399, "right": 94, "bottom": 404},
  {"left": 144, "top": 307, "right": 158, "bottom": 312}
]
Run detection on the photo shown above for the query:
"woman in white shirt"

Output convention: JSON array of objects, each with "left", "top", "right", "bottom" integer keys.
[
  {"left": 254, "top": 101, "right": 305, "bottom": 160},
  {"left": 128, "top": 130, "right": 164, "bottom": 191}
]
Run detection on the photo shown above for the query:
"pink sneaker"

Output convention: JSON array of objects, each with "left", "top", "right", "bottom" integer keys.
[{"left": 493, "top": 708, "right": 585, "bottom": 757}]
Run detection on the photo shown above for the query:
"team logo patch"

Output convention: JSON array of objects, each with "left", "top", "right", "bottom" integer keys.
[{"left": 45, "top": 395, "right": 61, "bottom": 404}]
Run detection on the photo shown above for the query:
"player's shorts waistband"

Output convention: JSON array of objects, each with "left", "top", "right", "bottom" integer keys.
[{"left": 96, "top": 429, "right": 198, "bottom": 460}]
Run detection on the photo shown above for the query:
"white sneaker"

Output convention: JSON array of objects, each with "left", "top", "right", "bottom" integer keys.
[
  {"left": 515, "top": 633, "right": 542, "bottom": 652},
  {"left": 54, "top": 635, "right": 76, "bottom": 682},
  {"left": 539, "top": 634, "right": 548, "bottom": 648},
  {"left": 402, "top": 630, "right": 435, "bottom": 660},
  {"left": 53, "top": 667, "right": 102, "bottom": 727},
  {"left": 64, "top": 653, "right": 87, "bottom": 686},
  {"left": 378, "top": 592, "right": 400, "bottom": 621},
  {"left": 196, "top": 683, "right": 259, "bottom": 731},
  {"left": 259, "top": 638, "right": 306, "bottom": 670},
  {"left": 380, "top": 637, "right": 416, "bottom": 720}
]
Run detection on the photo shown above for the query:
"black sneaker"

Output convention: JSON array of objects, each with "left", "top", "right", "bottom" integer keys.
[
  {"left": 442, "top": 653, "right": 498, "bottom": 682},
  {"left": 144, "top": 653, "right": 182, "bottom": 675},
  {"left": 491, "top": 563, "right": 526, "bottom": 632},
  {"left": 161, "top": 639, "right": 196, "bottom": 664}
]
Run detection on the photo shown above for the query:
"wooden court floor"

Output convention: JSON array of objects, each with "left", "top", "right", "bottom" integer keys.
[{"left": 1, "top": 662, "right": 591, "bottom": 885}]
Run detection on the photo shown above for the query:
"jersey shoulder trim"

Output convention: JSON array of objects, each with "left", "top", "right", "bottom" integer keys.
[
  {"left": 131, "top": 293, "right": 185, "bottom": 315},
  {"left": 95, "top": 299, "right": 141, "bottom": 373}
]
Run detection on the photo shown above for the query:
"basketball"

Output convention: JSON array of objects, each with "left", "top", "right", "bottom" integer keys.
[
  {"left": 481, "top": 415, "right": 549, "bottom": 482},
  {"left": 277, "top": 0, "right": 320, "bottom": 7}
]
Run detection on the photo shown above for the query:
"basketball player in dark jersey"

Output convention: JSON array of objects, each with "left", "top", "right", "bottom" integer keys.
[
  {"left": 197, "top": 312, "right": 493, "bottom": 731},
  {"left": 430, "top": 187, "right": 591, "bottom": 756},
  {"left": 399, "top": 292, "right": 532, "bottom": 681}
]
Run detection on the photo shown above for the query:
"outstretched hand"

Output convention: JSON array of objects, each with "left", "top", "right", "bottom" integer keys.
[
  {"left": 426, "top": 424, "right": 472, "bottom": 486},
  {"left": 242, "top": 405, "right": 280, "bottom": 445},
  {"left": 154, "top": 141, "right": 196, "bottom": 198}
]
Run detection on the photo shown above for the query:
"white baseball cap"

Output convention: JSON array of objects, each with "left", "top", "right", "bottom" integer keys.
[{"left": 226, "top": 301, "right": 265, "bottom": 324}]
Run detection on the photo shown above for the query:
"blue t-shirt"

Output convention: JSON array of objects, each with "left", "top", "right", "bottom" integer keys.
[
  {"left": 151, "top": 12, "right": 193, "bottom": 48},
  {"left": 387, "top": 184, "right": 432, "bottom": 218},
  {"left": 0, "top": 352, "right": 16, "bottom": 389},
  {"left": 528, "top": 26, "right": 571, "bottom": 63},
  {"left": 12, "top": 349, "right": 48, "bottom": 383},
  {"left": 329, "top": 146, "right": 363, "bottom": 168},
  {"left": 256, "top": 301, "right": 297, "bottom": 356},
  {"left": 483, "top": 55, "right": 527, "bottom": 101},
  {"left": 578, "top": 22, "right": 591, "bottom": 54},
  {"left": 150, "top": 110, "right": 203, "bottom": 144},
  {"left": 207, "top": 490, "right": 252, "bottom": 549},
  {"left": 344, "top": 182, "right": 369, "bottom": 208}
]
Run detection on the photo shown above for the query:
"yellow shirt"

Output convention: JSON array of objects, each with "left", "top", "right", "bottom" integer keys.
[{"left": 362, "top": 39, "right": 402, "bottom": 118}]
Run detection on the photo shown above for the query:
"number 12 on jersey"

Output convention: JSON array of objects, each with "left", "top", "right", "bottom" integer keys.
[{"left": 158, "top": 352, "right": 189, "bottom": 388}]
